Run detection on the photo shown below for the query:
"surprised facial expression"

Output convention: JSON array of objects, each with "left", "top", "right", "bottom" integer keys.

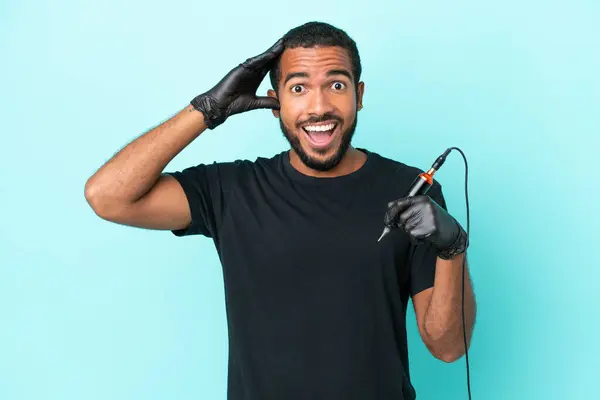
[{"left": 269, "top": 46, "right": 364, "bottom": 171}]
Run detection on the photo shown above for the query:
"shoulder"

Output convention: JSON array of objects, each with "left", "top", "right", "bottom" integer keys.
[
  {"left": 367, "top": 150, "right": 424, "bottom": 178},
  {"left": 183, "top": 151, "right": 285, "bottom": 186},
  {"left": 222, "top": 151, "right": 285, "bottom": 177},
  {"left": 363, "top": 149, "right": 444, "bottom": 197},
  {"left": 364, "top": 149, "right": 430, "bottom": 183}
]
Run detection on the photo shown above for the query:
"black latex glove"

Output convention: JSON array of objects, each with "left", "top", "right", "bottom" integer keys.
[
  {"left": 190, "top": 38, "right": 284, "bottom": 129},
  {"left": 384, "top": 195, "right": 468, "bottom": 259}
]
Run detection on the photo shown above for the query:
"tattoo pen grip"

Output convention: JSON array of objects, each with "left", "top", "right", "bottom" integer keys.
[{"left": 377, "top": 148, "right": 451, "bottom": 242}]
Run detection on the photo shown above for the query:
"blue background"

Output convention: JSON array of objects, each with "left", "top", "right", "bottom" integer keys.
[{"left": 1, "top": 0, "right": 598, "bottom": 399}]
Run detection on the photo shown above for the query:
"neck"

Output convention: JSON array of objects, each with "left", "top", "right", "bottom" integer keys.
[{"left": 289, "top": 146, "right": 367, "bottom": 178}]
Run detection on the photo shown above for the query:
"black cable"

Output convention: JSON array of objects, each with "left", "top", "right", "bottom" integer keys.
[{"left": 448, "top": 146, "right": 471, "bottom": 400}]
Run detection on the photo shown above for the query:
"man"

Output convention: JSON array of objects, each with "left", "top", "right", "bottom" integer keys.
[{"left": 85, "top": 21, "right": 476, "bottom": 400}]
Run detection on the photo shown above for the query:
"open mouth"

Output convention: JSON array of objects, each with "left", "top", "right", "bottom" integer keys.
[{"left": 301, "top": 122, "right": 339, "bottom": 148}]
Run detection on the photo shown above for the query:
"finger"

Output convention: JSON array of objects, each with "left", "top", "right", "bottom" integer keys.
[
  {"left": 384, "top": 197, "right": 414, "bottom": 225},
  {"left": 402, "top": 206, "right": 437, "bottom": 244},
  {"left": 243, "top": 38, "right": 284, "bottom": 70},
  {"left": 398, "top": 205, "right": 422, "bottom": 230},
  {"left": 383, "top": 204, "right": 400, "bottom": 227},
  {"left": 264, "top": 38, "right": 284, "bottom": 58},
  {"left": 384, "top": 198, "right": 412, "bottom": 227},
  {"left": 402, "top": 211, "right": 423, "bottom": 235},
  {"left": 249, "top": 96, "right": 280, "bottom": 110}
]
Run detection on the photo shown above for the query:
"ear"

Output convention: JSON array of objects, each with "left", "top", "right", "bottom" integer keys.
[
  {"left": 267, "top": 89, "right": 280, "bottom": 118},
  {"left": 356, "top": 82, "right": 365, "bottom": 111}
]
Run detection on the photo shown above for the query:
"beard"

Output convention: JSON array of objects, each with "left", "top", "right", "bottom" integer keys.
[{"left": 279, "top": 112, "right": 358, "bottom": 172}]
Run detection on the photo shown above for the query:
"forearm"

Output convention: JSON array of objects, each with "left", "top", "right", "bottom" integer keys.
[
  {"left": 423, "top": 253, "right": 476, "bottom": 362},
  {"left": 85, "top": 105, "right": 206, "bottom": 208}
]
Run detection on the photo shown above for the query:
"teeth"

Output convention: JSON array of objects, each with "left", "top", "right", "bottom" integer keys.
[{"left": 303, "top": 123, "right": 336, "bottom": 132}]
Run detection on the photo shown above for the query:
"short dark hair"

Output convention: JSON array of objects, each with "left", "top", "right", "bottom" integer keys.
[{"left": 269, "top": 21, "right": 362, "bottom": 93}]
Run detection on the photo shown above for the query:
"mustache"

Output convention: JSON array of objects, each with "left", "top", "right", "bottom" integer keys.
[{"left": 297, "top": 113, "right": 342, "bottom": 127}]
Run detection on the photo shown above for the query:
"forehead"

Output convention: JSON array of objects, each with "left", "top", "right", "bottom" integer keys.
[{"left": 279, "top": 46, "right": 353, "bottom": 80}]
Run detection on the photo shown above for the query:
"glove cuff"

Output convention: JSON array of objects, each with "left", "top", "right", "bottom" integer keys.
[
  {"left": 190, "top": 94, "right": 226, "bottom": 130},
  {"left": 437, "top": 222, "right": 468, "bottom": 260}
]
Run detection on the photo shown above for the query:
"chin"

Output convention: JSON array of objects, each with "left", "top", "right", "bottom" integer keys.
[
  {"left": 295, "top": 141, "right": 348, "bottom": 172},
  {"left": 302, "top": 153, "right": 341, "bottom": 171},
  {"left": 280, "top": 116, "right": 357, "bottom": 172}
]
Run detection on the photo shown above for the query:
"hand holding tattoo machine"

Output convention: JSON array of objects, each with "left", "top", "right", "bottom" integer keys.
[{"left": 378, "top": 147, "right": 472, "bottom": 400}]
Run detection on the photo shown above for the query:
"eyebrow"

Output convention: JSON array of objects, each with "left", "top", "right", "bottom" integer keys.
[{"left": 283, "top": 69, "right": 353, "bottom": 85}]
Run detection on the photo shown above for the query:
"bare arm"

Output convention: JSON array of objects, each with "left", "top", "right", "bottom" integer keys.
[
  {"left": 412, "top": 254, "right": 476, "bottom": 362},
  {"left": 84, "top": 39, "right": 283, "bottom": 231},
  {"left": 84, "top": 105, "right": 207, "bottom": 230}
]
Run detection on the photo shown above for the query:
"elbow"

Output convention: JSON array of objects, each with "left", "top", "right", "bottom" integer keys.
[
  {"left": 84, "top": 178, "right": 98, "bottom": 205},
  {"left": 427, "top": 336, "right": 472, "bottom": 363},
  {"left": 84, "top": 179, "right": 121, "bottom": 221},
  {"left": 434, "top": 348, "right": 465, "bottom": 363},
  {"left": 84, "top": 179, "right": 103, "bottom": 214},
  {"left": 423, "top": 330, "right": 471, "bottom": 364}
]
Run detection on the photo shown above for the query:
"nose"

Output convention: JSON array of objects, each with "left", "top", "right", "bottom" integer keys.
[{"left": 306, "top": 89, "right": 335, "bottom": 117}]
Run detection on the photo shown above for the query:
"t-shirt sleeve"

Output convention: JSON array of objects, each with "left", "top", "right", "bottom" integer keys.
[
  {"left": 165, "top": 161, "right": 234, "bottom": 238},
  {"left": 408, "top": 182, "right": 448, "bottom": 297}
]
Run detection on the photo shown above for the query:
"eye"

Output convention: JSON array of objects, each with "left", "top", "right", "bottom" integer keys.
[
  {"left": 331, "top": 81, "right": 346, "bottom": 90},
  {"left": 291, "top": 84, "right": 305, "bottom": 93}
]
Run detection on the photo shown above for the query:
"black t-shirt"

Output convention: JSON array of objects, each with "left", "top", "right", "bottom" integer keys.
[{"left": 167, "top": 149, "right": 447, "bottom": 400}]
